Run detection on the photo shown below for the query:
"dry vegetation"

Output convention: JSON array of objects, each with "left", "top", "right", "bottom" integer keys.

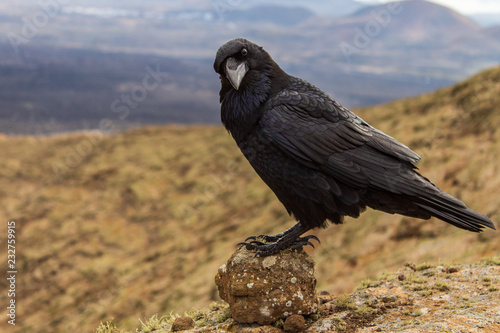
[
  {"left": 0, "top": 67, "right": 499, "bottom": 333},
  {"left": 112, "top": 258, "right": 500, "bottom": 333}
]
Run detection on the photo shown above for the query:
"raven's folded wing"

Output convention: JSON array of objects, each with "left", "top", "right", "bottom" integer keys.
[{"left": 260, "top": 89, "right": 422, "bottom": 193}]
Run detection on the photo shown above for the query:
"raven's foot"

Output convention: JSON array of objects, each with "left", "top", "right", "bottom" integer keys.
[
  {"left": 243, "top": 233, "right": 285, "bottom": 244},
  {"left": 237, "top": 222, "right": 319, "bottom": 257},
  {"left": 238, "top": 234, "right": 320, "bottom": 257}
]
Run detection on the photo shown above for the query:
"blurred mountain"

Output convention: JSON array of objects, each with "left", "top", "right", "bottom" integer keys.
[
  {"left": 0, "top": 42, "right": 220, "bottom": 135},
  {"left": 484, "top": 25, "right": 500, "bottom": 42},
  {"left": 239, "top": 0, "right": 364, "bottom": 16},
  {"left": 0, "top": 0, "right": 499, "bottom": 134},
  {"left": 224, "top": 5, "right": 315, "bottom": 25},
  {"left": 300, "top": 0, "right": 500, "bottom": 63},
  {"left": 348, "top": 0, "right": 481, "bottom": 45}
]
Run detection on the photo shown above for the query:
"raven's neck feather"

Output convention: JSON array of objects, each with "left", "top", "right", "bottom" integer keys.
[
  {"left": 221, "top": 72, "right": 270, "bottom": 142},
  {"left": 221, "top": 64, "right": 288, "bottom": 143}
]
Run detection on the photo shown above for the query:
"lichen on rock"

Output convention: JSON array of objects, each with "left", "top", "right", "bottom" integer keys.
[{"left": 215, "top": 246, "right": 318, "bottom": 325}]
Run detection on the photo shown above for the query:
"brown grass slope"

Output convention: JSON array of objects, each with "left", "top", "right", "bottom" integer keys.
[{"left": 0, "top": 66, "right": 499, "bottom": 333}]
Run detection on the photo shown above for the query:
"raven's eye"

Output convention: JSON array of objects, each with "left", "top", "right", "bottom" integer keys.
[{"left": 241, "top": 48, "right": 248, "bottom": 56}]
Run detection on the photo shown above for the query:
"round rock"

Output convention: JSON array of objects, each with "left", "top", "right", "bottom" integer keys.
[
  {"left": 215, "top": 246, "right": 317, "bottom": 325},
  {"left": 171, "top": 316, "right": 195, "bottom": 331},
  {"left": 283, "top": 314, "right": 306, "bottom": 332}
]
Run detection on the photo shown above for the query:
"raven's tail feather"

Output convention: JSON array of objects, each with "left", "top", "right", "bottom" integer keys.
[
  {"left": 414, "top": 192, "right": 495, "bottom": 232},
  {"left": 364, "top": 187, "right": 495, "bottom": 232}
]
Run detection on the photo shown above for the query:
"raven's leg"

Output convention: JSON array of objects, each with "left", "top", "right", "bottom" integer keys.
[{"left": 238, "top": 222, "right": 319, "bottom": 257}]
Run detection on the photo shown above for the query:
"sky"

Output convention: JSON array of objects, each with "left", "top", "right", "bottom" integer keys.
[{"left": 358, "top": 0, "right": 500, "bottom": 14}]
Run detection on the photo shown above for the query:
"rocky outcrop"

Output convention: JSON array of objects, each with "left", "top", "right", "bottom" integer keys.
[
  {"left": 215, "top": 246, "right": 318, "bottom": 325},
  {"left": 148, "top": 257, "right": 500, "bottom": 332}
]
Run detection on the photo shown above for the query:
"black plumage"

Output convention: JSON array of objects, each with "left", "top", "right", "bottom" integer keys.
[{"left": 214, "top": 38, "right": 495, "bottom": 256}]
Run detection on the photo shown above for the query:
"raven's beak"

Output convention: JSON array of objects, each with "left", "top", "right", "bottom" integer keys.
[{"left": 225, "top": 57, "right": 248, "bottom": 90}]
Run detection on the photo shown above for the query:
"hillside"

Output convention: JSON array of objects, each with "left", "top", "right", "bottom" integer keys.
[{"left": 0, "top": 66, "right": 499, "bottom": 333}]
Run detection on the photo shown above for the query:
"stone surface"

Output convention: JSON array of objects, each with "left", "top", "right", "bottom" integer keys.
[
  {"left": 283, "top": 314, "right": 306, "bottom": 332},
  {"left": 136, "top": 258, "right": 500, "bottom": 332},
  {"left": 307, "top": 263, "right": 500, "bottom": 332},
  {"left": 171, "top": 316, "right": 196, "bottom": 331},
  {"left": 215, "top": 246, "right": 318, "bottom": 325}
]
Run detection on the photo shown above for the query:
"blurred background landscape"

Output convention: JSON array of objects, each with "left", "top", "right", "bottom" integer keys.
[
  {"left": 1, "top": 0, "right": 500, "bottom": 134},
  {"left": 0, "top": 0, "right": 499, "bottom": 332}
]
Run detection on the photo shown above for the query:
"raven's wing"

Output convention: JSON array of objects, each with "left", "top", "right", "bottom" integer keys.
[{"left": 260, "top": 87, "right": 422, "bottom": 192}]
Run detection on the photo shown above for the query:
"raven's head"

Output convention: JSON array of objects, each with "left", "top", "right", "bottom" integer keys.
[
  {"left": 214, "top": 38, "right": 287, "bottom": 135},
  {"left": 214, "top": 38, "right": 280, "bottom": 93}
]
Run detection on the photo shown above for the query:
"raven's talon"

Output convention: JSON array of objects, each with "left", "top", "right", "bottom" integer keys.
[
  {"left": 290, "top": 235, "right": 320, "bottom": 249},
  {"left": 301, "top": 235, "right": 320, "bottom": 244},
  {"left": 290, "top": 240, "right": 314, "bottom": 250}
]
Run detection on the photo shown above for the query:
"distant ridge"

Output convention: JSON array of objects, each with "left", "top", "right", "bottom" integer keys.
[
  {"left": 225, "top": 5, "right": 315, "bottom": 26},
  {"left": 1, "top": 1, "right": 500, "bottom": 135},
  {"left": 348, "top": 0, "right": 480, "bottom": 44}
]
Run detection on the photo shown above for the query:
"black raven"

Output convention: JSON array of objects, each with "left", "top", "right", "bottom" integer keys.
[{"left": 214, "top": 38, "right": 495, "bottom": 257}]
